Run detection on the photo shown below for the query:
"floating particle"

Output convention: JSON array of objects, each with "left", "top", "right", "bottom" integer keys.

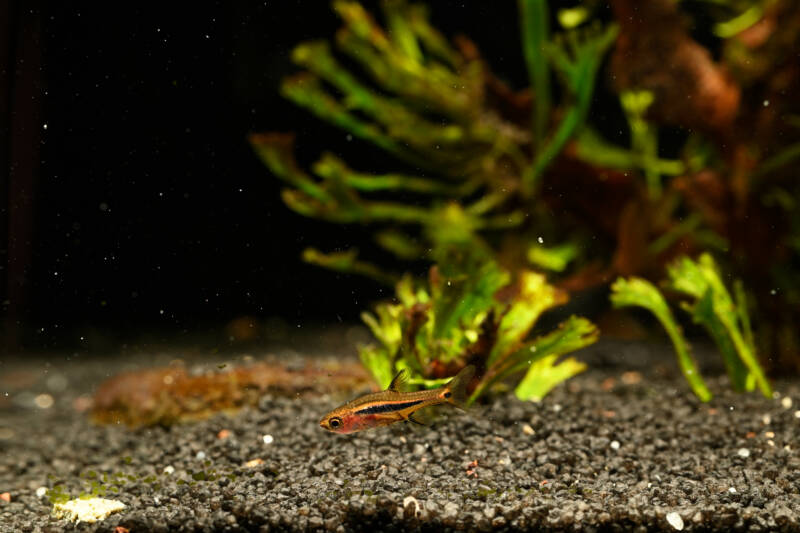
[{"left": 781, "top": 397, "right": 793, "bottom": 409}]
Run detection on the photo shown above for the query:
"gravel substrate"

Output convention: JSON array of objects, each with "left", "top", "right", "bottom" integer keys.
[{"left": 1, "top": 339, "right": 799, "bottom": 532}]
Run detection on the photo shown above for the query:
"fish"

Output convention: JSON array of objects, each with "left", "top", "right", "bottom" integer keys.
[{"left": 319, "top": 365, "right": 475, "bottom": 434}]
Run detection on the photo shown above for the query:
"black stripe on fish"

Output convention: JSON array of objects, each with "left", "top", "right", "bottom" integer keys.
[{"left": 355, "top": 399, "right": 425, "bottom": 415}]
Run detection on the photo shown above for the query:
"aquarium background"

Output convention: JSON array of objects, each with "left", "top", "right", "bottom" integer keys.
[
  {"left": 3, "top": 1, "right": 524, "bottom": 351},
  {"left": 1, "top": 1, "right": 796, "bottom": 360}
]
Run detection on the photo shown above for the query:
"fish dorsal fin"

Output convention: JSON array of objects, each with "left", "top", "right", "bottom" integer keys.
[{"left": 387, "top": 369, "right": 409, "bottom": 392}]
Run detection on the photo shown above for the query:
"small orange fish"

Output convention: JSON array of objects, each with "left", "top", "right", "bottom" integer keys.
[{"left": 319, "top": 365, "right": 475, "bottom": 434}]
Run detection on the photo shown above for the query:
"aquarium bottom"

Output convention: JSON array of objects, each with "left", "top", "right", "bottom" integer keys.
[{"left": 0, "top": 340, "right": 799, "bottom": 532}]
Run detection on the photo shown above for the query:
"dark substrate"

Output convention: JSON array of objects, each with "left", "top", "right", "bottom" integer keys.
[{"left": 1, "top": 339, "right": 799, "bottom": 532}]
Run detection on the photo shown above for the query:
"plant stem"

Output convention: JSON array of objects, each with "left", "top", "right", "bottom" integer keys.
[{"left": 519, "top": 0, "right": 550, "bottom": 148}]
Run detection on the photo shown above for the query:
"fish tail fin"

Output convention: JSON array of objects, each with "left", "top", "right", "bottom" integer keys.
[{"left": 444, "top": 365, "right": 475, "bottom": 409}]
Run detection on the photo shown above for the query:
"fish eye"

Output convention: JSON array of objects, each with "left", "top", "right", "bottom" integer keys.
[
  {"left": 329, "top": 417, "right": 342, "bottom": 428},
  {"left": 444, "top": 391, "right": 452, "bottom": 399}
]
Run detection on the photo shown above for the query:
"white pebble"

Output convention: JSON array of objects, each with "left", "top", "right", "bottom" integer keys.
[
  {"left": 34, "top": 394, "right": 54, "bottom": 409},
  {"left": 781, "top": 397, "right": 793, "bottom": 409},
  {"left": 610, "top": 440, "right": 620, "bottom": 450},
  {"left": 666, "top": 511, "right": 684, "bottom": 530},
  {"left": 195, "top": 451, "right": 206, "bottom": 460},
  {"left": 52, "top": 497, "right": 126, "bottom": 523},
  {"left": 262, "top": 434, "right": 274, "bottom": 445},
  {"left": 728, "top": 487, "right": 737, "bottom": 494},
  {"left": 761, "top": 414, "right": 771, "bottom": 425},
  {"left": 35, "top": 487, "right": 47, "bottom": 498},
  {"left": 163, "top": 465, "right": 175, "bottom": 475},
  {"left": 737, "top": 448, "right": 750, "bottom": 458},
  {"left": 794, "top": 410, "right": 800, "bottom": 419},
  {"left": 521, "top": 424, "right": 535, "bottom": 436},
  {"left": 403, "top": 496, "right": 420, "bottom": 516}
]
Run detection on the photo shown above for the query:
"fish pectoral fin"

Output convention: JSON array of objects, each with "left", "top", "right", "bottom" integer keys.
[{"left": 407, "top": 412, "right": 427, "bottom": 426}]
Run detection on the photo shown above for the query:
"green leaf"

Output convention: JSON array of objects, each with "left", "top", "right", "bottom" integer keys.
[
  {"left": 515, "top": 355, "right": 586, "bottom": 402},
  {"left": 519, "top": 0, "right": 551, "bottom": 147},
  {"left": 248, "top": 133, "right": 329, "bottom": 202},
  {"left": 526, "top": 241, "right": 579, "bottom": 272},
  {"left": 573, "top": 128, "right": 684, "bottom": 176},
  {"left": 470, "top": 315, "right": 596, "bottom": 405},
  {"left": 302, "top": 248, "right": 398, "bottom": 286},
  {"left": 680, "top": 290, "right": 748, "bottom": 392},
  {"left": 374, "top": 230, "right": 424, "bottom": 260},
  {"left": 514, "top": 316, "right": 595, "bottom": 400},
  {"left": 360, "top": 305, "right": 402, "bottom": 355},
  {"left": 313, "top": 153, "right": 472, "bottom": 195},
  {"left": 620, "top": 89, "right": 660, "bottom": 198},
  {"left": 667, "top": 254, "right": 772, "bottom": 398},
  {"left": 610, "top": 276, "right": 712, "bottom": 401},
  {"left": 488, "top": 270, "right": 568, "bottom": 366},
  {"left": 430, "top": 259, "right": 508, "bottom": 340},
  {"left": 382, "top": 0, "right": 423, "bottom": 62},
  {"left": 523, "top": 23, "right": 619, "bottom": 193},
  {"left": 713, "top": 5, "right": 763, "bottom": 38},
  {"left": 358, "top": 345, "right": 395, "bottom": 389}
]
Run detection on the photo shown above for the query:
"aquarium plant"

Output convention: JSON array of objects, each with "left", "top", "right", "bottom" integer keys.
[
  {"left": 611, "top": 253, "right": 771, "bottom": 401},
  {"left": 252, "top": 0, "right": 797, "bottom": 396},
  {"left": 358, "top": 257, "right": 597, "bottom": 404}
]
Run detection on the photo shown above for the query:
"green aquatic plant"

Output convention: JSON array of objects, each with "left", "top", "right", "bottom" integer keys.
[
  {"left": 249, "top": 0, "right": 618, "bottom": 285},
  {"left": 610, "top": 276, "right": 711, "bottom": 401},
  {"left": 253, "top": 0, "right": 800, "bottom": 374},
  {"left": 359, "top": 257, "right": 597, "bottom": 404},
  {"left": 611, "top": 253, "right": 772, "bottom": 400}
]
